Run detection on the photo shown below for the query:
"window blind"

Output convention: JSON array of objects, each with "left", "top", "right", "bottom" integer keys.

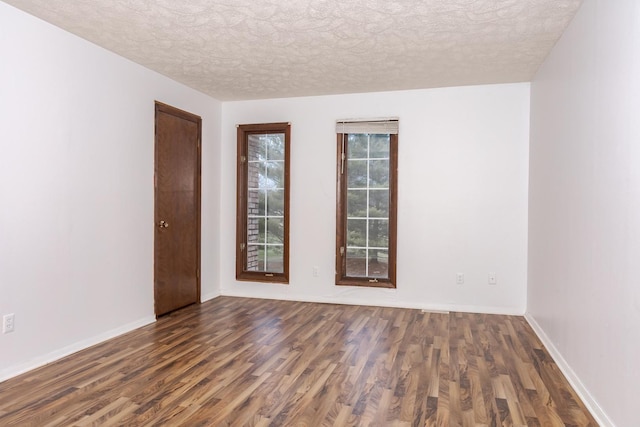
[{"left": 335, "top": 118, "right": 399, "bottom": 135}]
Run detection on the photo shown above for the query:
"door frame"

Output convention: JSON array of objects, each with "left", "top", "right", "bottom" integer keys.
[{"left": 154, "top": 101, "right": 202, "bottom": 316}]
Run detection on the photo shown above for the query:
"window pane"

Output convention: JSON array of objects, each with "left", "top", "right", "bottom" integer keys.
[
  {"left": 266, "top": 245, "right": 284, "bottom": 273},
  {"left": 347, "top": 218, "right": 366, "bottom": 247},
  {"left": 347, "top": 160, "right": 367, "bottom": 188},
  {"left": 258, "top": 218, "right": 266, "bottom": 243},
  {"left": 347, "top": 134, "right": 368, "bottom": 158},
  {"left": 265, "top": 134, "right": 285, "bottom": 160},
  {"left": 266, "top": 218, "right": 284, "bottom": 244},
  {"left": 247, "top": 190, "right": 265, "bottom": 216},
  {"left": 368, "top": 189, "right": 389, "bottom": 218},
  {"left": 248, "top": 161, "right": 262, "bottom": 189},
  {"left": 346, "top": 248, "right": 367, "bottom": 277},
  {"left": 347, "top": 189, "right": 367, "bottom": 217},
  {"left": 369, "top": 249, "right": 388, "bottom": 278},
  {"left": 368, "top": 219, "right": 389, "bottom": 247},
  {"left": 247, "top": 217, "right": 264, "bottom": 244},
  {"left": 265, "top": 161, "right": 284, "bottom": 189},
  {"left": 267, "top": 189, "right": 284, "bottom": 216},
  {"left": 247, "top": 244, "right": 263, "bottom": 271},
  {"left": 369, "top": 159, "right": 389, "bottom": 188},
  {"left": 248, "top": 135, "right": 266, "bottom": 161},
  {"left": 369, "top": 134, "right": 390, "bottom": 158}
]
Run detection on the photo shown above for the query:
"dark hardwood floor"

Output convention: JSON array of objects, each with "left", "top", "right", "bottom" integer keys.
[{"left": 0, "top": 296, "right": 597, "bottom": 426}]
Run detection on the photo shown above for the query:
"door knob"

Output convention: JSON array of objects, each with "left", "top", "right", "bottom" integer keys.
[{"left": 159, "top": 220, "right": 169, "bottom": 228}]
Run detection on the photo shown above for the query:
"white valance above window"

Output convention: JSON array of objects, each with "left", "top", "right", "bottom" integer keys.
[{"left": 335, "top": 118, "right": 399, "bottom": 135}]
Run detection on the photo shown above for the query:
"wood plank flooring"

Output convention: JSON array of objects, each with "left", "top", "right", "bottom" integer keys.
[{"left": 0, "top": 297, "right": 597, "bottom": 426}]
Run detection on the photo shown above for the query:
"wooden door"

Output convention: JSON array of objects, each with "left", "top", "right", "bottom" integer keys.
[{"left": 154, "top": 102, "right": 201, "bottom": 316}]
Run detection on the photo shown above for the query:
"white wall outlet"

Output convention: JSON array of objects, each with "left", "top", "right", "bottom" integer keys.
[
  {"left": 488, "top": 272, "right": 497, "bottom": 285},
  {"left": 313, "top": 266, "right": 319, "bottom": 277},
  {"left": 456, "top": 272, "right": 464, "bottom": 285},
  {"left": 3, "top": 313, "right": 15, "bottom": 334}
]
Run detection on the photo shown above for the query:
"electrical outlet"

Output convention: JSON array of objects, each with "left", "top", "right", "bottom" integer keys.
[
  {"left": 488, "top": 272, "right": 497, "bottom": 285},
  {"left": 456, "top": 272, "right": 464, "bottom": 285},
  {"left": 3, "top": 313, "right": 15, "bottom": 334},
  {"left": 313, "top": 266, "right": 319, "bottom": 277}
]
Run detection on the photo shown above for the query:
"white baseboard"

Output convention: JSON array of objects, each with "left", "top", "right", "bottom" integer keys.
[
  {"left": 218, "top": 290, "right": 525, "bottom": 316},
  {"left": 201, "top": 291, "right": 222, "bottom": 302},
  {"left": 0, "top": 295, "right": 225, "bottom": 384},
  {"left": 0, "top": 316, "right": 156, "bottom": 383},
  {"left": 524, "top": 313, "right": 614, "bottom": 427}
]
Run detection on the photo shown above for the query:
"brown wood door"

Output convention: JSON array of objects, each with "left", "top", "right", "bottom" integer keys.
[{"left": 154, "top": 102, "right": 201, "bottom": 316}]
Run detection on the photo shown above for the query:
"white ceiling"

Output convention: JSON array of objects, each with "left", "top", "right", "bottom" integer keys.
[{"left": 4, "top": 0, "right": 582, "bottom": 101}]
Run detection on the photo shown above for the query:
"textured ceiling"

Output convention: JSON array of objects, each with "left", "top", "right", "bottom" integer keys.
[{"left": 3, "top": 0, "right": 582, "bottom": 101}]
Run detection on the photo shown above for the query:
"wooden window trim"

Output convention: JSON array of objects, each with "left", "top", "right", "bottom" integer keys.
[
  {"left": 335, "top": 133, "right": 398, "bottom": 289},
  {"left": 236, "top": 122, "right": 290, "bottom": 284}
]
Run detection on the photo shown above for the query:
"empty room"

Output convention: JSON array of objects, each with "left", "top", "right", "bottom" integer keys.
[{"left": 0, "top": 0, "right": 637, "bottom": 425}]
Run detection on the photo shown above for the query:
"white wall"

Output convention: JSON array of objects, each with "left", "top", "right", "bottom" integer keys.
[
  {"left": 0, "top": 2, "right": 222, "bottom": 381},
  {"left": 221, "top": 84, "right": 530, "bottom": 314},
  {"left": 528, "top": 1, "right": 640, "bottom": 426}
]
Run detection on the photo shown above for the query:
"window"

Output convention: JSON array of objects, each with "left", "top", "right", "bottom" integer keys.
[
  {"left": 236, "top": 122, "right": 290, "bottom": 283},
  {"left": 335, "top": 119, "right": 398, "bottom": 288}
]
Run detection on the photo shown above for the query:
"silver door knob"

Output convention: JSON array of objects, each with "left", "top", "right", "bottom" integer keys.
[{"left": 159, "top": 220, "right": 169, "bottom": 228}]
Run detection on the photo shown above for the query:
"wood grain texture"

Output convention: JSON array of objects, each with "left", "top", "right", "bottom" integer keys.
[
  {"left": 0, "top": 297, "right": 597, "bottom": 426},
  {"left": 154, "top": 101, "right": 202, "bottom": 316}
]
